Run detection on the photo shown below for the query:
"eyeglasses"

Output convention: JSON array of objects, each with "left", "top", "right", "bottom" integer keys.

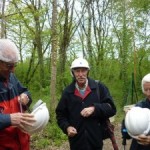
[{"left": 0, "top": 60, "right": 17, "bottom": 69}]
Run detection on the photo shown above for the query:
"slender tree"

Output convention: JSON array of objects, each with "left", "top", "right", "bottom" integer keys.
[
  {"left": 0, "top": 0, "right": 6, "bottom": 38},
  {"left": 50, "top": 0, "right": 58, "bottom": 114}
]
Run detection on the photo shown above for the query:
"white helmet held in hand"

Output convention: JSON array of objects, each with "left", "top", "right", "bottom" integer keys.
[
  {"left": 24, "top": 100, "right": 50, "bottom": 134},
  {"left": 70, "top": 58, "right": 90, "bottom": 70},
  {"left": 125, "top": 107, "right": 150, "bottom": 137}
]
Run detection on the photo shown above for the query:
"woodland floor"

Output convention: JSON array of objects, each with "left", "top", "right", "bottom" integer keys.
[{"left": 37, "top": 123, "right": 132, "bottom": 150}]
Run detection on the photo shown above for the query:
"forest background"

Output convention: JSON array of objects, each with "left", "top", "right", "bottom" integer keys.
[{"left": 0, "top": 0, "right": 150, "bottom": 149}]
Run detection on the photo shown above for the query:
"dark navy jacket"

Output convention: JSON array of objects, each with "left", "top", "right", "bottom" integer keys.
[{"left": 56, "top": 78, "right": 116, "bottom": 150}]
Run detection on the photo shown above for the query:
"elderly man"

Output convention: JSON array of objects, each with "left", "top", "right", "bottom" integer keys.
[
  {"left": 0, "top": 39, "right": 35, "bottom": 150},
  {"left": 56, "top": 58, "right": 117, "bottom": 150}
]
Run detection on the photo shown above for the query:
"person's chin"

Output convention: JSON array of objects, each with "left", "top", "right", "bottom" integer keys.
[{"left": 77, "top": 79, "right": 86, "bottom": 83}]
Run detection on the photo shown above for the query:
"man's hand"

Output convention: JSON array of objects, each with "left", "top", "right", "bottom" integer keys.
[
  {"left": 67, "top": 126, "right": 77, "bottom": 137},
  {"left": 18, "top": 93, "right": 29, "bottom": 105},
  {"left": 80, "top": 106, "right": 95, "bottom": 117},
  {"left": 10, "top": 113, "right": 36, "bottom": 132}
]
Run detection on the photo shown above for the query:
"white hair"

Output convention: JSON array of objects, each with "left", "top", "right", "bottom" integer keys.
[
  {"left": 0, "top": 39, "right": 19, "bottom": 62},
  {"left": 141, "top": 73, "right": 150, "bottom": 93}
]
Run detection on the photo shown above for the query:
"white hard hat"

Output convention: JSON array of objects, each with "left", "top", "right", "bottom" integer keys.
[
  {"left": 125, "top": 107, "right": 150, "bottom": 137},
  {"left": 70, "top": 58, "right": 90, "bottom": 70},
  {"left": 24, "top": 100, "right": 50, "bottom": 134}
]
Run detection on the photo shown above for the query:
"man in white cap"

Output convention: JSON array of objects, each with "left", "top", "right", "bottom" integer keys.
[{"left": 56, "top": 58, "right": 117, "bottom": 150}]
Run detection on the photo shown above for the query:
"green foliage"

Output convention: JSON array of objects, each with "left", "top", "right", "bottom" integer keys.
[
  {"left": 30, "top": 120, "right": 67, "bottom": 149},
  {"left": 6, "top": 0, "right": 149, "bottom": 148},
  {"left": 26, "top": 89, "right": 67, "bottom": 149},
  {"left": 14, "top": 48, "right": 150, "bottom": 149},
  {"left": 130, "top": 0, "right": 150, "bottom": 11}
]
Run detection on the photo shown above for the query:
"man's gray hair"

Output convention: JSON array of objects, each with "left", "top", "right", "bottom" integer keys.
[
  {"left": 141, "top": 73, "right": 150, "bottom": 93},
  {"left": 0, "top": 39, "right": 19, "bottom": 62}
]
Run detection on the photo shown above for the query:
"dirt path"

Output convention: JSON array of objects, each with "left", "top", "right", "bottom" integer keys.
[
  {"left": 102, "top": 123, "right": 131, "bottom": 150},
  {"left": 41, "top": 123, "right": 132, "bottom": 150}
]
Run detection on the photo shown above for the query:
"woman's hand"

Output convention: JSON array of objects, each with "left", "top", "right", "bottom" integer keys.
[{"left": 135, "top": 134, "right": 150, "bottom": 145}]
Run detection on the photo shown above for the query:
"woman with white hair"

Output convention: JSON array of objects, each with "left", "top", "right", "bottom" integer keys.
[
  {"left": 125, "top": 73, "right": 150, "bottom": 150},
  {"left": 0, "top": 39, "right": 35, "bottom": 150},
  {"left": 141, "top": 73, "right": 150, "bottom": 96}
]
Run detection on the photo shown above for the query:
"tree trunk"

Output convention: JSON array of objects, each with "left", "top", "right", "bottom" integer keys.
[
  {"left": 50, "top": 0, "right": 58, "bottom": 116},
  {"left": 0, "top": 0, "right": 6, "bottom": 38}
]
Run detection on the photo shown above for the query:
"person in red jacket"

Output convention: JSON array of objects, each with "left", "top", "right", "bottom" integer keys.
[
  {"left": 56, "top": 58, "right": 117, "bottom": 150},
  {"left": 0, "top": 39, "right": 35, "bottom": 150}
]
